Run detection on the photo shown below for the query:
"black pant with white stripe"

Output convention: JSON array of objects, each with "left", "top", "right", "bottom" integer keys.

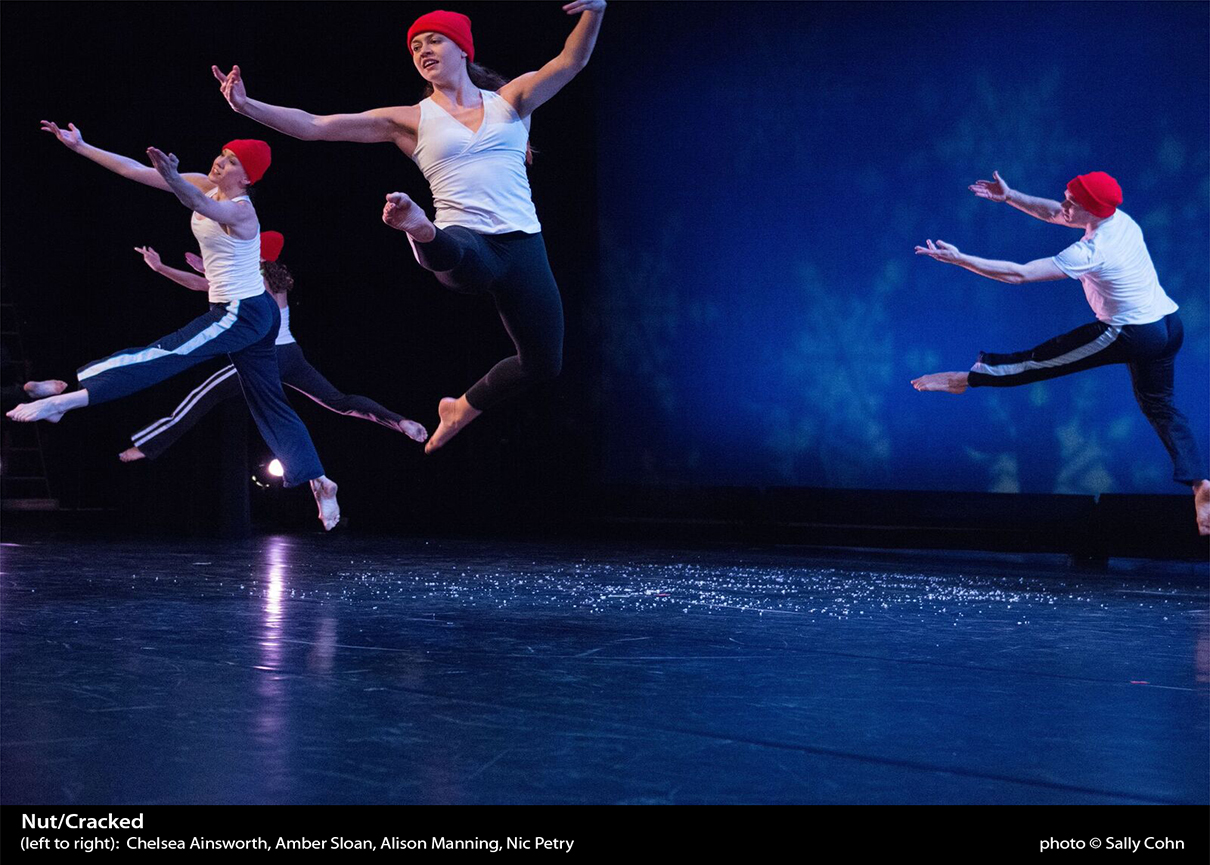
[
  {"left": 77, "top": 293, "right": 325, "bottom": 487},
  {"left": 131, "top": 342, "right": 409, "bottom": 460},
  {"left": 968, "top": 312, "right": 1203, "bottom": 484}
]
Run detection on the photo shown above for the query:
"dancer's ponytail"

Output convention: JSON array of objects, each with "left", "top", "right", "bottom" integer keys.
[{"left": 260, "top": 260, "right": 294, "bottom": 295}]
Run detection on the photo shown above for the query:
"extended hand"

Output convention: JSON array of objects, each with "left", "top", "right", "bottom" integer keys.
[
  {"left": 40, "top": 120, "right": 84, "bottom": 150},
  {"left": 134, "top": 246, "right": 162, "bottom": 272},
  {"left": 184, "top": 251, "right": 206, "bottom": 274},
  {"left": 146, "top": 147, "right": 180, "bottom": 182},
  {"left": 212, "top": 64, "right": 248, "bottom": 112},
  {"left": 563, "top": 0, "right": 606, "bottom": 13},
  {"left": 914, "top": 239, "right": 963, "bottom": 264},
  {"left": 969, "top": 170, "right": 1011, "bottom": 202}
]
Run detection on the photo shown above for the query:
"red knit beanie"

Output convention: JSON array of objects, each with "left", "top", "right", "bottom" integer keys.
[
  {"left": 222, "top": 139, "right": 272, "bottom": 185},
  {"left": 260, "top": 231, "right": 285, "bottom": 263},
  {"left": 1066, "top": 171, "right": 1122, "bottom": 218},
  {"left": 407, "top": 10, "right": 474, "bottom": 62}
]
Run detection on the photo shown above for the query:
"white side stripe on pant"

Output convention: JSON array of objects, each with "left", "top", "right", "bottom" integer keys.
[
  {"left": 78, "top": 301, "right": 241, "bottom": 382},
  {"left": 971, "top": 326, "right": 1122, "bottom": 377},
  {"left": 131, "top": 364, "right": 240, "bottom": 445}
]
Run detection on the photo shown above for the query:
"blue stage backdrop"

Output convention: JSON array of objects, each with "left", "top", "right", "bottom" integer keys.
[{"left": 590, "top": 1, "right": 1209, "bottom": 494}]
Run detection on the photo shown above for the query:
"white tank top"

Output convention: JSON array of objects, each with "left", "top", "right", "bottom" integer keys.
[
  {"left": 274, "top": 303, "right": 296, "bottom": 345},
  {"left": 411, "top": 89, "right": 541, "bottom": 234},
  {"left": 191, "top": 188, "right": 263, "bottom": 303}
]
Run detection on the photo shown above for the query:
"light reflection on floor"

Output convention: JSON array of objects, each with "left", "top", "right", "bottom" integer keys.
[{"left": 1, "top": 534, "right": 1206, "bottom": 805}]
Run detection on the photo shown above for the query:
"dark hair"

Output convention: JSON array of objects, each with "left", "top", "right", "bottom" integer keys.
[
  {"left": 421, "top": 60, "right": 507, "bottom": 97},
  {"left": 422, "top": 61, "right": 535, "bottom": 164},
  {"left": 261, "top": 260, "right": 294, "bottom": 294}
]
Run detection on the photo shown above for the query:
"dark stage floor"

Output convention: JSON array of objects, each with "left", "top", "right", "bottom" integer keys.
[{"left": 2, "top": 533, "right": 1206, "bottom": 805}]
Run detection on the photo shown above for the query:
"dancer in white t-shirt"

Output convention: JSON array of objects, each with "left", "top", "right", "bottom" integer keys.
[
  {"left": 913, "top": 170, "right": 1208, "bottom": 536},
  {"left": 212, "top": 2, "right": 606, "bottom": 454}
]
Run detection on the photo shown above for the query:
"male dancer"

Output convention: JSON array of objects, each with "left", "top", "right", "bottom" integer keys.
[{"left": 913, "top": 170, "right": 1208, "bottom": 536}]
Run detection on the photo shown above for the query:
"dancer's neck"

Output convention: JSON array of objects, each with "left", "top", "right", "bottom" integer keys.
[
  {"left": 1082, "top": 213, "right": 1110, "bottom": 239},
  {"left": 432, "top": 77, "right": 481, "bottom": 108},
  {"left": 213, "top": 179, "right": 248, "bottom": 201}
]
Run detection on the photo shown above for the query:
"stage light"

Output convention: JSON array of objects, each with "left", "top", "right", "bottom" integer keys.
[{"left": 252, "top": 457, "right": 286, "bottom": 488}]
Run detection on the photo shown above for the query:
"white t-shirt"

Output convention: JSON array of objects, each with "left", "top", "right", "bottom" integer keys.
[
  {"left": 410, "top": 89, "right": 541, "bottom": 235},
  {"left": 1051, "top": 210, "right": 1178, "bottom": 326}
]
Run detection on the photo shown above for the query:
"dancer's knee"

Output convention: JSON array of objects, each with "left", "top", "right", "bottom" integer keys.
[
  {"left": 324, "top": 395, "right": 355, "bottom": 412},
  {"left": 1135, "top": 392, "right": 1177, "bottom": 421},
  {"left": 519, "top": 349, "right": 562, "bottom": 382}
]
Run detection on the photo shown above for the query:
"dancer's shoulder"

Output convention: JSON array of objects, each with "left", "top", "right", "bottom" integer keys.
[{"left": 361, "top": 104, "right": 420, "bottom": 131}]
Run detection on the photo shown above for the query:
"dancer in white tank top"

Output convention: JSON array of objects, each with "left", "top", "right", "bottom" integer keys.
[
  {"left": 213, "top": 2, "right": 607, "bottom": 454},
  {"left": 10, "top": 124, "right": 341, "bottom": 530},
  {"left": 119, "top": 233, "right": 427, "bottom": 464}
]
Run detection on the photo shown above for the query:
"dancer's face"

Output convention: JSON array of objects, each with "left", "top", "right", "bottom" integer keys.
[
  {"left": 1060, "top": 191, "right": 1094, "bottom": 226},
  {"left": 209, "top": 149, "right": 250, "bottom": 190},
  {"left": 410, "top": 32, "right": 465, "bottom": 83}
]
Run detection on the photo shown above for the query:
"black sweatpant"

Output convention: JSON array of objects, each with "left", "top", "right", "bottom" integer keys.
[
  {"left": 131, "top": 341, "right": 409, "bottom": 461},
  {"left": 967, "top": 312, "right": 1204, "bottom": 485},
  {"left": 79, "top": 293, "right": 324, "bottom": 487}
]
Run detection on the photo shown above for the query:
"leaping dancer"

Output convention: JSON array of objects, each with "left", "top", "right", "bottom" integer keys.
[
  {"left": 10, "top": 122, "right": 341, "bottom": 530},
  {"left": 913, "top": 170, "right": 1209, "bottom": 536},
  {"left": 212, "top": 1, "right": 607, "bottom": 453},
  {"left": 120, "top": 232, "right": 427, "bottom": 464}
]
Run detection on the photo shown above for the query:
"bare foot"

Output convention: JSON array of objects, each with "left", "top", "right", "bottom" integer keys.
[
  {"left": 912, "top": 371, "right": 969, "bottom": 394},
  {"left": 1194, "top": 480, "right": 1210, "bottom": 537},
  {"left": 310, "top": 476, "right": 340, "bottom": 531},
  {"left": 425, "top": 396, "right": 482, "bottom": 454},
  {"left": 23, "top": 379, "right": 68, "bottom": 398},
  {"left": 119, "top": 447, "right": 146, "bottom": 463},
  {"left": 6, "top": 395, "right": 72, "bottom": 423},
  {"left": 381, "top": 192, "right": 436, "bottom": 242},
  {"left": 395, "top": 418, "right": 429, "bottom": 443}
]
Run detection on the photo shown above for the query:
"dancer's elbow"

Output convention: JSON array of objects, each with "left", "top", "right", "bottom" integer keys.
[{"left": 288, "top": 121, "right": 324, "bottom": 142}]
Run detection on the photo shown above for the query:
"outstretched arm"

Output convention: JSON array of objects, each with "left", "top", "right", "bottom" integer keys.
[
  {"left": 498, "top": 1, "right": 606, "bottom": 118},
  {"left": 915, "top": 239, "right": 1067, "bottom": 284},
  {"left": 970, "top": 171, "right": 1064, "bottom": 224},
  {"left": 212, "top": 65, "right": 414, "bottom": 144},
  {"left": 40, "top": 121, "right": 212, "bottom": 193},
  {"left": 134, "top": 246, "right": 209, "bottom": 292},
  {"left": 147, "top": 148, "right": 258, "bottom": 238}
]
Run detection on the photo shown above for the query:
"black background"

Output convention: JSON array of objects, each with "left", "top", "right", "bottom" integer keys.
[{"left": 3, "top": 1, "right": 602, "bottom": 532}]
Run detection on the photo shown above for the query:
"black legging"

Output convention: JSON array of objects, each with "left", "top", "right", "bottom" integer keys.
[{"left": 412, "top": 227, "right": 563, "bottom": 411}]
